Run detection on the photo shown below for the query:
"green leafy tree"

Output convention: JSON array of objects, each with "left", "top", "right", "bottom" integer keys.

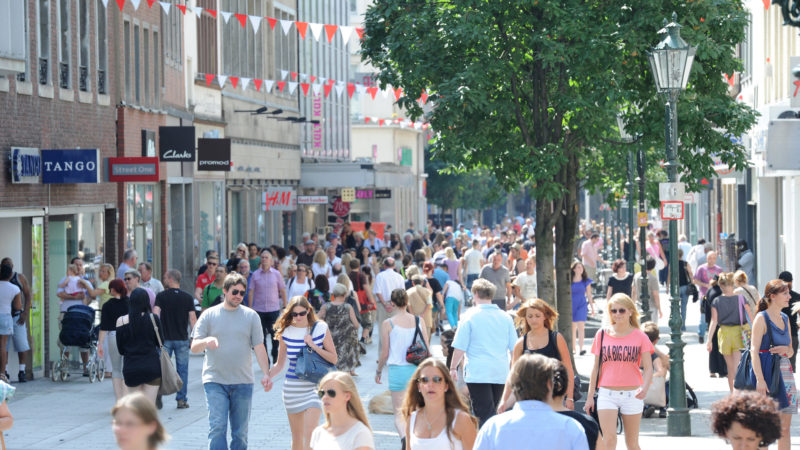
[
  {"left": 426, "top": 148, "right": 505, "bottom": 212},
  {"left": 362, "top": 0, "right": 755, "bottom": 341}
]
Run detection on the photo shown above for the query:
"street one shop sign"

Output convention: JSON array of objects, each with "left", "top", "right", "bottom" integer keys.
[
  {"left": 263, "top": 188, "right": 296, "bottom": 211},
  {"left": 10, "top": 147, "right": 41, "bottom": 184},
  {"left": 107, "top": 157, "right": 160, "bottom": 182},
  {"left": 41, "top": 149, "right": 100, "bottom": 184},
  {"left": 297, "top": 195, "right": 328, "bottom": 205},
  {"left": 159, "top": 126, "right": 196, "bottom": 162},
  {"left": 197, "top": 138, "right": 232, "bottom": 172}
]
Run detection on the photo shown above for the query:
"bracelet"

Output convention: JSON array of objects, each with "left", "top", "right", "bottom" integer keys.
[{"left": 566, "top": 398, "right": 574, "bottom": 402}]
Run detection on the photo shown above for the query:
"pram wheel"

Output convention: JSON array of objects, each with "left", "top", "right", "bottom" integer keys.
[
  {"left": 59, "top": 362, "right": 69, "bottom": 381},
  {"left": 87, "top": 361, "right": 97, "bottom": 383},
  {"left": 96, "top": 359, "right": 105, "bottom": 382},
  {"left": 50, "top": 361, "right": 58, "bottom": 382}
]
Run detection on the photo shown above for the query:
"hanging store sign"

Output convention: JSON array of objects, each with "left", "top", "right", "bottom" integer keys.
[
  {"left": 10, "top": 147, "right": 41, "bottom": 184},
  {"left": 341, "top": 188, "right": 356, "bottom": 202},
  {"left": 356, "top": 189, "right": 374, "bottom": 199},
  {"left": 332, "top": 197, "right": 351, "bottom": 217},
  {"left": 197, "top": 138, "right": 232, "bottom": 171},
  {"left": 375, "top": 189, "right": 391, "bottom": 199},
  {"left": 660, "top": 201, "right": 684, "bottom": 220},
  {"left": 297, "top": 195, "right": 329, "bottom": 205},
  {"left": 263, "top": 187, "right": 297, "bottom": 211},
  {"left": 107, "top": 157, "right": 160, "bottom": 182},
  {"left": 41, "top": 149, "right": 100, "bottom": 184},
  {"left": 159, "top": 126, "right": 196, "bottom": 162}
]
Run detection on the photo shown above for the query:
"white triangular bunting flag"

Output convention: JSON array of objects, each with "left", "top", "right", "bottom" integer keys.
[
  {"left": 370, "top": 116, "right": 379, "bottom": 123},
  {"left": 220, "top": 11, "right": 232, "bottom": 23},
  {"left": 312, "top": 84, "right": 322, "bottom": 95},
  {"left": 240, "top": 77, "right": 251, "bottom": 90},
  {"left": 399, "top": 121, "right": 406, "bottom": 128},
  {"left": 288, "top": 82, "right": 298, "bottom": 95},
  {"left": 280, "top": 20, "right": 293, "bottom": 35},
  {"left": 264, "top": 79, "right": 275, "bottom": 93},
  {"left": 280, "top": 70, "right": 288, "bottom": 81},
  {"left": 335, "top": 84, "right": 344, "bottom": 97},
  {"left": 319, "top": 77, "right": 327, "bottom": 84},
  {"left": 192, "top": 6, "right": 203, "bottom": 18},
  {"left": 309, "top": 23, "right": 323, "bottom": 41},
  {"left": 414, "top": 122, "right": 422, "bottom": 130},
  {"left": 300, "top": 73, "right": 308, "bottom": 81},
  {"left": 158, "top": 1, "right": 170, "bottom": 14},
  {"left": 249, "top": 15, "right": 261, "bottom": 33},
  {"left": 100, "top": 0, "right": 108, "bottom": 7},
  {"left": 218, "top": 75, "right": 228, "bottom": 88},
  {"left": 339, "top": 26, "right": 354, "bottom": 45},
  {"left": 130, "top": 0, "right": 141, "bottom": 10},
  {"left": 356, "top": 85, "right": 367, "bottom": 94}
]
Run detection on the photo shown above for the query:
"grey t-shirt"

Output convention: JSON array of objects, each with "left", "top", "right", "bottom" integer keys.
[
  {"left": 712, "top": 294, "right": 746, "bottom": 326},
  {"left": 633, "top": 272, "right": 660, "bottom": 312},
  {"left": 479, "top": 265, "right": 511, "bottom": 300},
  {"left": 192, "top": 304, "right": 264, "bottom": 385}
]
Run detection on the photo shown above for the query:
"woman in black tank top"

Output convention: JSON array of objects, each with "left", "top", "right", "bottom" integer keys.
[{"left": 498, "top": 299, "right": 577, "bottom": 412}]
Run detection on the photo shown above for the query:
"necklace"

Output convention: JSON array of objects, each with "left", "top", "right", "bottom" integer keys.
[{"left": 422, "top": 408, "right": 444, "bottom": 432}]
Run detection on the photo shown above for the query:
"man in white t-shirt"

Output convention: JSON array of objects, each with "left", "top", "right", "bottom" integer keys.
[
  {"left": 463, "top": 240, "right": 485, "bottom": 289},
  {"left": 510, "top": 256, "right": 538, "bottom": 310}
]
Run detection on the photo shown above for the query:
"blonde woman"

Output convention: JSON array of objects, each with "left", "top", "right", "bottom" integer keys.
[
  {"left": 95, "top": 263, "right": 116, "bottom": 308},
  {"left": 402, "top": 358, "right": 478, "bottom": 449},
  {"left": 444, "top": 247, "right": 463, "bottom": 286},
  {"left": 733, "top": 270, "right": 760, "bottom": 316},
  {"left": 310, "top": 371, "right": 374, "bottom": 450},
  {"left": 270, "top": 296, "right": 338, "bottom": 450},
  {"left": 313, "top": 250, "right": 332, "bottom": 279},
  {"left": 706, "top": 272, "right": 753, "bottom": 392},
  {"left": 585, "top": 293, "right": 654, "bottom": 450}
]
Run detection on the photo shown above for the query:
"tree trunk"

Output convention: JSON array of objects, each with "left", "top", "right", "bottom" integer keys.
[
  {"left": 554, "top": 147, "right": 580, "bottom": 353},
  {"left": 535, "top": 198, "right": 557, "bottom": 310}
]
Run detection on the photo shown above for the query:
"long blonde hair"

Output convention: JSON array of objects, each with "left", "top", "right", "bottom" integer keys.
[
  {"left": 274, "top": 296, "right": 319, "bottom": 339},
  {"left": 313, "top": 249, "right": 328, "bottom": 267},
  {"left": 319, "top": 371, "right": 371, "bottom": 430},
  {"left": 607, "top": 293, "right": 639, "bottom": 329}
]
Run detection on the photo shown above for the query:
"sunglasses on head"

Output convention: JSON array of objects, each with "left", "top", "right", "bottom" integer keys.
[
  {"left": 418, "top": 376, "right": 444, "bottom": 385},
  {"left": 230, "top": 289, "right": 245, "bottom": 297},
  {"left": 610, "top": 308, "right": 627, "bottom": 314},
  {"left": 317, "top": 389, "right": 337, "bottom": 398},
  {"left": 291, "top": 310, "right": 308, "bottom": 318}
]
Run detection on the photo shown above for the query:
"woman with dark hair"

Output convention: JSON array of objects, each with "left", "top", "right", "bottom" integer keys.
[
  {"left": 307, "top": 274, "right": 330, "bottom": 311},
  {"left": 550, "top": 362, "right": 602, "bottom": 450},
  {"left": 711, "top": 391, "right": 781, "bottom": 450},
  {"left": 571, "top": 261, "right": 594, "bottom": 355},
  {"left": 749, "top": 280, "right": 797, "bottom": 449},
  {"left": 401, "top": 358, "right": 478, "bottom": 449},
  {"left": 705, "top": 275, "right": 728, "bottom": 379},
  {"left": 115, "top": 288, "right": 163, "bottom": 404},
  {"left": 606, "top": 259, "right": 636, "bottom": 300},
  {"left": 422, "top": 262, "right": 444, "bottom": 336},
  {"left": 98, "top": 279, "right": 130, "bottom": 400}
]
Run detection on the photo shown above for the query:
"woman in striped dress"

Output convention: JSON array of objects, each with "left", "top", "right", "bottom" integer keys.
[{"left": 270, "top": 296, "right": 338, "bottom": 450}]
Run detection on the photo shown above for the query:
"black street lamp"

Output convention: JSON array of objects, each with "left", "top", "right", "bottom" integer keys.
[
  {"left": 636, "top": 149, "right": 650, "bottom": 322},
  {"left": 648, "top": 12, "right": 696, "bottom": 437}
]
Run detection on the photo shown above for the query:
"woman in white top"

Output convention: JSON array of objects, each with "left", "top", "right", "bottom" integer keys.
[
  {"left": 0, "top": 266, "right": 22, "bottom": 382},
  {"left": 376, "top": 288, "right": 429, "bottom": 448},
  {"left": 402, "top": 358, "right": 478, "bottom": 450},
  {"left": 287, "top": 264, "right": 313, "bottom": 300},
  {"left": 310, "top": 371, "right": 374, "bottom": 450},
  {"left": 442, "top": 279, "right": 465, "bottom": 328},
  {"left": 733, "top": 270, "right": 760, "bottom": 315},
  {"left": 312, "top": 250, "right": 332, "bottom": 279}
]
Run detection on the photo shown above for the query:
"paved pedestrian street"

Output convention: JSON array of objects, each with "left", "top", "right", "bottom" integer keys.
[{"left": 12, "top": 290, "right": 800, "bottom": 449}]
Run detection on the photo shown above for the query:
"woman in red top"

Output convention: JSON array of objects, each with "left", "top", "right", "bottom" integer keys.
[{"left": 585, "top": 293, "right": 654, "bottom": 450}]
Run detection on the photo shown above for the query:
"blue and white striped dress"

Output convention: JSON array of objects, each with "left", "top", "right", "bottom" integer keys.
[{"left": 281, "top": 321, "right": 328, "bottom": 414}]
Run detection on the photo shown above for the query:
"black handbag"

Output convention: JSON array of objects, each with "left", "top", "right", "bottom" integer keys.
[
  {"left": 551, "top": 331, "right": 582, "bottom": 402},
  {"left": 405, "top": 316, "right": 430, "bottom": 365}
]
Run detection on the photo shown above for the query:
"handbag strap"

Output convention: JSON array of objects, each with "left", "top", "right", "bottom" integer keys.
[
  {"left": 149, "top": 314, "right": 164, "bottom": 348},
  {"left": 594, "top": 330, "right": 604, "bottom": 391},
  {"left": 411, "top": 316, "right": 421, "bottom": 344},
  {"left": 307, "top": 320, "right": 319, "bottom": 348},
  {"left": 738, "top": 295, "right": 746, "bottom": 327}
]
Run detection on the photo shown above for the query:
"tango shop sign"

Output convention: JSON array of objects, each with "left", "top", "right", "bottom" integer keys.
[
  {"left": 159, "top": 126, "right": 196, "bottom": 162},
  {"left": 11, "top": 147, "right": 41, "bottom": 184},
  {"left": 41, "top": 149, "right": 100, "bottom": 184},
  {"left": 197, "top": 138, "right": 232, "bottom": 171}
]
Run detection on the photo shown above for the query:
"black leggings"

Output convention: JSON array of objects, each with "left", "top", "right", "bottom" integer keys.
[
  {"left": 257, "top": 311, "right": 280, "bottom": 363},
  {"left": 467, "top": 383, "right": 505, "bottom": 427}
]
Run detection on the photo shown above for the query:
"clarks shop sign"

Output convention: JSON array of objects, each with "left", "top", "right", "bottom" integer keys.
[
  {"left": 159, "top": 126, "right": 196, "bottom": 162},
  {"left": 41, "top": 149, "right": 100, "bottom": 184}
]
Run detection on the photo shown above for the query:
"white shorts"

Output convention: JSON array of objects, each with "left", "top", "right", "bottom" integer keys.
[{"left": 597, "top": 387, "right": 644, "bottom": 415}]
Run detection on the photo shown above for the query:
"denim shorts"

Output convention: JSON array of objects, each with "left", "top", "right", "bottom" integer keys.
[
  {"left": 597, "top": 387, "right": 644, "bottom": 415},
  {"left": 0, "top": 314, "right": 13, "bottom": 336},
  {"left": 8, "top": 314, "right": 30, "bottom": 352}
]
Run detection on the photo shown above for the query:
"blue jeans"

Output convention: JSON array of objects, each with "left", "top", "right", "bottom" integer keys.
[
  {"left": 698, "top": 305, "right": 707, "bottom": 337},
  {"left": 679, "top": 285, "right": 689, "bottom": 332},
  {"left": 163, "top": 340, "right": 190, "bottom": 401},
  {"left": 445, "top": 297, "right": 460, "bottom": 328},
  {"left": 466, "top": 274, "right": 478, "bottom": 290},
  {"left": 204, "top": 382, "right": 253, "bottom": 450}
]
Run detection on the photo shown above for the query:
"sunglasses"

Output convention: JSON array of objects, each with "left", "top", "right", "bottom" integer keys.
[
  {"left": 418, "top": 376, "right": 445, "bottom": 385},
  {"left": 291, "top": 310, "right": 308, "bottom": 318},
  {"left": 207, "top": 263, "right": 218, "bottom": 266},
  {"left": 230, "top": 289, "right": 245, "bottom": 297},
  {"left": 124, "top": 277, "right": 133, "bottom": 281},
  {"left": 317, "top": 389, "right": 337, "bottom": 398},
  {"left": 610, "top": 308, "right": 627, "bottom": 315}
]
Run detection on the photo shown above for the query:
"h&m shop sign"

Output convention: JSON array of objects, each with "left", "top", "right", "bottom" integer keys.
[{"left": 10, "top": 148, "right": 100, "bottom": 184}]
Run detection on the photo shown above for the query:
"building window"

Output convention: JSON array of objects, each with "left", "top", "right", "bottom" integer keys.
[
  {"left": 740, "top": 15, "right": 752, "bottom": 82},
  {"left": 38, "top": 0, "right": 50, "bottom": 85},
  {"left": 96, "top": 0, "right": 107, "bottom": 93},
  {"left": 197, "top": 0, "right": 217, "bottom": 75},
  {"left": 78, "top": 0, "right": 89, "bottom": 91},
  {"left": 164, "top": 0, "right": 182, "bottom": 66},
  {"left": 124, "top": 20, "right": 130, "bottom": 101},
  {"left": 126, "top": 184, "right": 160, "bottom": 276},
  {"left": 134, "top": 24, "right": 140, "bottom": 104},
  {"left": 153, "top": 30, "right": 160, "bottom": 103},
  {"left": 58, "top": 0, "right": 70, "bottom": 89},
  {"left": 221, "top": 0, "right": 263, "bottom": 79},
  {"left": 10, "top": 0, "right": 30, "bottom": 84},
  {"left": 273, "top": 7, "right": 296, "bottom": 88},
  {"left": 144, "top": 29, "right": 150, "bottom": 106}
]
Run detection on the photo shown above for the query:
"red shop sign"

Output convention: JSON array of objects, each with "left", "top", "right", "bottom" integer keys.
[{"left": 332, "top": 198, "right": 350, "bottom": 217}]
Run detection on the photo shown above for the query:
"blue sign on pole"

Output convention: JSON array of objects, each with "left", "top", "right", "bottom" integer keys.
[{"left": 41, "top": 149, "right": 101, "bottom": 184}]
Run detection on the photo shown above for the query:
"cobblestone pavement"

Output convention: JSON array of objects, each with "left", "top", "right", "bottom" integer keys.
[{"left": 10, "top": 291, "right": 800, "bottom": 448}]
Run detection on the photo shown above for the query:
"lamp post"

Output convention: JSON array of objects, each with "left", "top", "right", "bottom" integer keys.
[
  {"left": 618, "top": 116, "right": 638, "bottom": 273},
  {"left": 636, "top": 150, "right": 650, "bottom": 322},
  {"left": 648, "top": 12, "right": 696, "bottom": 437}
]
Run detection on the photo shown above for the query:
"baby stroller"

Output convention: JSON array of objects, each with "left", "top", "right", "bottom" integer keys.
[{"left": 51, "top": 304, "right": 105, "bottom": 382}]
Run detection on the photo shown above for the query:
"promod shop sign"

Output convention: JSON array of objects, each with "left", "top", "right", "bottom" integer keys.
[
  {"left": 159, "top": 126, "right": 196, "bottom": 162},
  {"left": 197, "top": 138, "right": 232, "bottom": 171},
  {"left": 41, "top": 149, "right": 100, "bottom": 184}
]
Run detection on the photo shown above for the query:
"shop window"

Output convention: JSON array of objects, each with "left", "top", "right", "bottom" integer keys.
[
  {"left": 126, "top": 184, "right": 160, "bottom": 273},
  {"left": 38, "top": 0, "right": 50, "bottom": 85},
  {"left": 197, "top": 181, "right": 225, "bottom": 269}
]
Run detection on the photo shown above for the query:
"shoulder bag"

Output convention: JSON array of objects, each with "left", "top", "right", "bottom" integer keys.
[
  {"left": 406, "top": 316, "right": 430, "bottom": 365},
  {"left": 295, "top": 321, "right": 335, "bottom": 384},
  {"left": 355, "top": 273, "right": 375, "bottom": 313},
  {"left": 735, "top": 312, "right": 782, "bottom": 393},
  {"left": 590, "top": 330, "right": 605, "bottom": 423},
  {"left": 149, "top": 314, "right": 183, "bottom": 396},
  {"left": 737, "top": 295, "right": 752, "bottom": 349}
]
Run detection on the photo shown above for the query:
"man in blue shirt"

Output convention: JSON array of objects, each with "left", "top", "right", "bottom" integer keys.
[
  {"left": 474, "top": 354, "right": 589, "bottom": 450},
  {"left": 449, "top": 278, "right": 517, "bottom": 426}
]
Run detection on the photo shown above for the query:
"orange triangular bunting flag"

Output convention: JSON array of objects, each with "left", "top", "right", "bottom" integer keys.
[
  {"left": 234, "top": 14, "right": 247, "bottom": 28},
  {"left": 206, "top": 9, "right": 217, "bottom": 18},
  {"left": 324, "top": 84, "right": 332, "bottom": 97},
  {"left": 324, "top": 25, "right": 338, "bottom": 43},
  {"left": 267, "top": 17, "right": 277, "bottom": 29},
  {"left": 393, "top": 87, "right": 403, "bottom": 101},
  {"left": 290, "top": 72, "right": 298, "bottom": 80},
  {"left": 347, "top": 83, "right": 356, "bottom": 98},
  {"left": 310, "top": 76, "right": 317, "bottom": 83},
  {"left": 295, "top": 21, "right": 308, "bottom": 39},
  {"left": 204, "top": 74, "right": 215, "bottom": 86},
  {"left": 146, "top": 0, "right": 156, "bottom": 7},
  {"left": 355, "top": 28, "right": 365, "bottom": 40},
  {"left": 115, "top": 0, "right": 125, "bottom": 10},
  {"left": 367, "top": 87, "right": 378, "bottom": 99},
  {"left": 300, "top": 83, "right": 310, "bottom": 96},
  {"left": 230, "top": 76, "right": 239, "bottom": 88},
  {"left": 176, "top": 4, "right": 186, "bottom": 14},
  {"left": 276, "top": 81, "right": 286, "bottom": 92},
  {"left": 253, "top": 78, "right": 263, "bottom": 91}
]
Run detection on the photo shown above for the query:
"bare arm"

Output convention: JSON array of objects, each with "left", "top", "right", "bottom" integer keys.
[
  {"left": 305, "top": 328, "right": 338, "bottom": 365},
  {"left": 706, "top": 307, "right": 719, "bottom": 352},
  {"left": 18, "top": 273, "right": 31, "bottom": 312},
  {"left": 97, "top": 330, "right": 107, "bottom": 359},
  {"left": 453, "top": 412, "right": 477, "bottom": 450},
  {"left": 500, "top": 339, "right": 524, "bottom": 412},
  {"left": 586, "top": 284, "right": 595, "bottom": 314},
  {"left": 194, "top": 286, "right": 203, "bottom": 301},
  {"left": 557, "top": 333, "right": 576, "bottom": 406},
  {"left": 375, "top": 321, "right": 392, "bottom": 383},
  {"left": 267, "top": 339, "right": 288, "bottom": 379},
  {"left": 188, "top": 311, "right": 197, "bottom": 329},
  {"left": 248, "top": 289, "right": 254, "bottom": 309},
  {"left": 279, "top": 288, "right": 287, "bottom": 308},
  {"left": 253, "top": 343, "right": 273, "bottom": 392},
  {"left": 0, "top": 401, "right": 13, "bottom": 431},
  {"left": 637, "top": 349, "right": 654, "bottom": 399},
  {"left": 348, "top": 305, "right": 360, "bottom": 330}
]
